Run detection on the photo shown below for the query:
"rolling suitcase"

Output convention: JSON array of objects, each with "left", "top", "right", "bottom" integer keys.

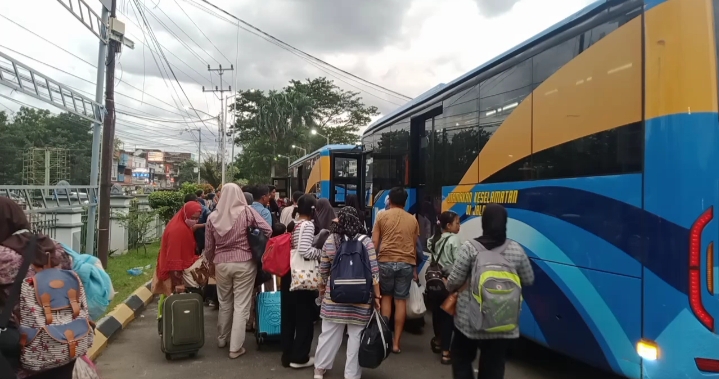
[
  {"left": 255, "top": 276, "right": 281, "bottom": 349},
  {"left": 160, "top": 291, "right": 205, "bottom": 360}
]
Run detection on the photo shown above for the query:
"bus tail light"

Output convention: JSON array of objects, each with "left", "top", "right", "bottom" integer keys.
[
  {"left": 696, "top": 358, "right": 719, "bottom": 372},
  {"left": 708, "top": 242, "right": 714, "bottom": 295},
  {"left": 689, "top": 207, "right": 714, "bottom": 331}
]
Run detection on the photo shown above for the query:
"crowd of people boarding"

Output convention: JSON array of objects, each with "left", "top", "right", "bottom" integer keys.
[{"left": 153, "top": 182, "right": 535, "bottom": 379}]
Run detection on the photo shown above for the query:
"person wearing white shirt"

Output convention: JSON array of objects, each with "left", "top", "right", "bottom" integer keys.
[{"left": 280, "top": 191, "right": 304, "bottom": 226}]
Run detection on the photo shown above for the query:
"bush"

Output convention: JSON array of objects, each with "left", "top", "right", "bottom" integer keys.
[{"left": 149, "top": 182, "right": 201, "bottom": 224}]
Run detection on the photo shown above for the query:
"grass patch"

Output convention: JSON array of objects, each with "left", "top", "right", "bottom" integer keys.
[{"left": 105, "top": 241, "right": 160, "bottom": 316}]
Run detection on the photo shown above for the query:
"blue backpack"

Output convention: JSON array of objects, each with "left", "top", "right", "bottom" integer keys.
[{"left": 330, "top": 235, "right": 373, "bottom": 304}]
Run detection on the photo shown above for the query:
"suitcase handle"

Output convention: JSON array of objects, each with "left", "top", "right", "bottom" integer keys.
[{"left": 260, "top": 275, "right": 278, "bottom": 292}]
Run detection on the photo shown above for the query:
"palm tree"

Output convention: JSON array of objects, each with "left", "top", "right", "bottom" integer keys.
[{"left": 256, "top": 91, "right": 315, "bottom": 176}]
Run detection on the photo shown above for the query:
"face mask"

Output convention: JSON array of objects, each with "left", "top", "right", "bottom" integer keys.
[{"left": 183, "top": 207, "right": 197, "bottom": 228}]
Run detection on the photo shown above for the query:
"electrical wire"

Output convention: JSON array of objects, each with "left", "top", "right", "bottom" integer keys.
[
  {"left": 131, "top": 0, "right": 217, "bottom": 138},
  {"left": 173, "top": 0, "right": 233, "bottom": 66},
  {"left": 179, "top": 0, "right": 405, "bottom": 106},
  {"left": 187, "top": 0, "right": 411, "bottom": 101}
]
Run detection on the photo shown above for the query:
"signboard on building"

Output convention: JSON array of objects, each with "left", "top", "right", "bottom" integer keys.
[{"left": 147, "top": 151, "right": 164, "bottom": 162}]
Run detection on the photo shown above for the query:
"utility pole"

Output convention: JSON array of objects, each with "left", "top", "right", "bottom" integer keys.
[
  {"left": 86, "top": 6, "right": 109, "bottom": 257},
  {"left": 56, "top": 0, "right": 130, "bottom": 256},
  {"left": 97, "top": 0, "right": 133, "bottom": 268},
  {"left": 196, "top": 128, "right": 202, "bottom": 183},
  {"left": 202, "top": 64, "right": 233, "bottom": 186}
]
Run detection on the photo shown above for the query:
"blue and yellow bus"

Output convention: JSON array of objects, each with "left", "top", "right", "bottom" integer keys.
[
  {"left": 287, "top": 144, "right": 364, "bottom": 206},
  {"left": 361, "top": 0, "right": 719, "bottom": 377}
]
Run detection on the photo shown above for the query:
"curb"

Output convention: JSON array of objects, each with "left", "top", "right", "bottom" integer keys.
[{"left": 88, "top": 280, "right": 155, "bottom": 361}]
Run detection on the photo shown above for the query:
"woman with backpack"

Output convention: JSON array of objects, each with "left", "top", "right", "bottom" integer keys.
[
  {"left": 446, "top": 204, "right": 534, "bottom": 379},
  {"left": 426, "top": 211, "right": 461, "bottom": 365},
  {"left": 0, "top": 197, "right": 96, "bottom": 379},
  {"left": 313, "top": 206, "right": 380, "bottom": 379}
]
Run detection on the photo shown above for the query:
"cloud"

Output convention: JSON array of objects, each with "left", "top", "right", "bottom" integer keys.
[
  {"left": 473, "top": 0, "right": 522, "bottom": 16},
  {"left": 0, "top": 0, "right": 595, "bottom": 157}
]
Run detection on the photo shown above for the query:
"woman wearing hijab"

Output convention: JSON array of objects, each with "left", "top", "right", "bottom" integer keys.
[
  {"left": 153, "top": 200, "right": 203, "bottom": 333},
  {"left": 313, "top": 207, "right": 380, "bottom": 379},
  {"left": 446, "top": 204, "right": 535, "bottom": 379},
  {"left": 344, "top": 194, "right": 366, "bottom": 229},
  {"left": 313, "top": 198, "right": 336, "bottom": 233},
  {"left": 205, "top": 183, "right": 272, "bottom": 359},
  {"left": 0, "top": 197, "right": 76, "bottom": 379}
]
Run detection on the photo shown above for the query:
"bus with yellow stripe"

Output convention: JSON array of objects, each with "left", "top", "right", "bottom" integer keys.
[
  {"left": 361, "top": 0, "right": 719, "bottom": 377},
  {"left": 287, "top": 144, "right": 365, "bottom": 206}
]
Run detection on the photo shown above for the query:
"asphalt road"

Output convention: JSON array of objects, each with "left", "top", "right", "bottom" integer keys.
[{"left": 96, "top": 301, "right": 623, "bottom": 379}]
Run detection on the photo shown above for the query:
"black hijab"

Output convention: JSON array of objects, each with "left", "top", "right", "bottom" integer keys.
[
  {"left": 330, "top": 206, "right": 367, "bottom": 238},
  {"left": 314, "top": 198, "right": 336, "bottom": 231},
  {"left": 476, "top": 203, "right": 508, "bottom": 250}
]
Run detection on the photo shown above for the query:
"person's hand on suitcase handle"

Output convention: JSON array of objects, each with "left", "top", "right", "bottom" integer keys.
[{"left": 174, "top": 285, "right": 186, "bottom": 294}]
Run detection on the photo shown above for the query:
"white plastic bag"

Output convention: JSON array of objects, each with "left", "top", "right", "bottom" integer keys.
[{"left": 406, "top": 280, "right": 427, "bottom": 319}]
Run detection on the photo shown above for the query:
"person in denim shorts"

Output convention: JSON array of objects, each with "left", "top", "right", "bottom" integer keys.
[{"left": 372, "top": 187, "right": 420, "bottom": 353}]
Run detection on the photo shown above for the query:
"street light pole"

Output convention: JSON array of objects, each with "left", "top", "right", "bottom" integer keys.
[
  {"left": 311, "top": 129, "right": 330, "bottom": 145},
  {"left": 197, "top": 128, "right": 201, "bottom": 184},
  {"left": 291, "top": 145, "right": 307, "bottom": 155}
]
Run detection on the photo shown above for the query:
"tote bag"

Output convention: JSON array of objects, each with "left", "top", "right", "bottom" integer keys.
[{"left": 290, "top": 221, "right": 321, "bottom": 291}]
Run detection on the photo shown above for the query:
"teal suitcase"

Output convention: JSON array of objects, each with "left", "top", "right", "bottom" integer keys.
[{"left": 160, "top": 292, "right": 205, "bottom": 360}]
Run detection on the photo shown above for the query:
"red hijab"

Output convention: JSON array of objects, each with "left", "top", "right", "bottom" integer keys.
[{"left": 157, "top": 201, "right": 202, "bottom": 281}]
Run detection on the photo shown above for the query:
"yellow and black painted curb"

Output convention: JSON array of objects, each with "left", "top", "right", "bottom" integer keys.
[{"left": 88, "top": 280, "right": 155, "bottom": 361}]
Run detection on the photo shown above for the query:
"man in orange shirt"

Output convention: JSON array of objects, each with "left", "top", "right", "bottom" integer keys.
[{"left": 372, "top": 187, "right": 420, "bottom": 354}]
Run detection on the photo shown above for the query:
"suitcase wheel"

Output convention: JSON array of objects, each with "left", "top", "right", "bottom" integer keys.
[
  {"left": 189, "top": 352, "right": 197, "bottom": 358},
  {"left": 165, "top": 353, "right": 172, "bottom": 361}
]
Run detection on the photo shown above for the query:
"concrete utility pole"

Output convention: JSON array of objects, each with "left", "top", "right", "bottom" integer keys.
[
  {"left": 202, "top": 64, "right": 233, "bottom": 186},
  {"left": 98, "top": 0, "right": 133, "bottom": 268},
  {"left": 86, "top": 6, "right": 109, "bottom": 257}
]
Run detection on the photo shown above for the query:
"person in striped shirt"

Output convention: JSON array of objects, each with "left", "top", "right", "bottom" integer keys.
[
  {"left": 313, "top": 207, "right": 380, "bottom": 379},
  {"left": 205, "top": 183, "right": 272, "bottom": 359}
]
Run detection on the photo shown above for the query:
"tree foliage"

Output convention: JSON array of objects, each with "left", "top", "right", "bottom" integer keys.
[
  {"left": 148, "top": 182, "right": 200, "bottom": 224},
  {"left": 0, "top": 107, "right": 94, "bottom": 185},
  {"left": 231, "top": 77, "right": 378, "bottom": 183}
]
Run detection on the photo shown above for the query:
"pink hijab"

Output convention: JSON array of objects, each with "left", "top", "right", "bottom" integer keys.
[{"left": 208, "top": 183, "right": 248, "bottom": 237}]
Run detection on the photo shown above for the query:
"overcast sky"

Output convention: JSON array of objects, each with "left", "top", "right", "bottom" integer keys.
[{"left": 0, "top": 0, "right": 593, "bottom": 158}]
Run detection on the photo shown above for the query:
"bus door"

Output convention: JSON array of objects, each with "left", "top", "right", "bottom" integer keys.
[
  {"left": 330, "top": 152, "right": 361, "bottom": 207},
  {"left": 271, "top": 176, "right": 290, "bottom": 200}
]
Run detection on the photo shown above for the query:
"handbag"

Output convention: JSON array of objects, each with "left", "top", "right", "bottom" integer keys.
[
  {"left": 0, "top": 234, "right": 36, "bottom": 379},
  {"left": 440, "top": 282, "right": 469, "bottom": 316},
  {"left": 290, "top": 221, "right": 321, "bottom": 291},
  {"left": 245, "top": 208, "right": 269, "bottom": 263}
]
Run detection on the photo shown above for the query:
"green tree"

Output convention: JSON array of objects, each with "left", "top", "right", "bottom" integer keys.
[
  {"left": 0, "top": 107, "right": 93, "bottom": 185},
  {"left": 285, "top": 77, "right": 378, "bottom": 150},
  {"left": 230, "top": 77, "right": 377, "bottom": 183},
  {"left": 176, "top": 159, "right": 198, "bottom": 185}
]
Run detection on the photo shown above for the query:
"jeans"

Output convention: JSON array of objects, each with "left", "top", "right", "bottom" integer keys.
[
  {"left": 451, "top": 328, "right": 512, "bottom": 379},
  {"left": 280, "top": 272, "right": 317, "bottom": 366},
  {"left": 378, "top": 262, "right": 414, "bottom": 300}
]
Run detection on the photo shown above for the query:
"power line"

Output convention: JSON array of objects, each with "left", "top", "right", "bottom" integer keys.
[
  {"left": 179, "top": 0, "right": 406, "bottom": 106},
  {"left": 173, "top": 0, "right": 233, "bottom": 65},
  {"left": 189, "top": 0, "right": 412, "bottom": 101},
  {"left": 131, "top": 0, "right": 217, "bottom": 138}
]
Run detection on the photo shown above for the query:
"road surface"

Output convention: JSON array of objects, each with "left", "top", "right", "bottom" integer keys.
[{"left": 96, "top": 301, "right": 623, "bottom": 379}]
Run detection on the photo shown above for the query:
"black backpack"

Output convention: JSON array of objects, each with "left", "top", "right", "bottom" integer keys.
[
  {"left": 425, "top": 238, "right": 449, "bottom": 302},
  {"left": 330, "top": 235, "right": 373, "bottom": 304}
]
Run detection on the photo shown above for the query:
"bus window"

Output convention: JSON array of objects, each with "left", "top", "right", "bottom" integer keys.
[{"left": 331, "top": 154, "right": 360, "bottom": 206}]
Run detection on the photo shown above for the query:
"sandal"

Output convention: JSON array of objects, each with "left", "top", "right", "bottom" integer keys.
[
  {"left": 441, "top": 352, "right": 452, "bottom": 365},
  {"left": 430, "top": 337, "right": 441, "bottom": 354}
]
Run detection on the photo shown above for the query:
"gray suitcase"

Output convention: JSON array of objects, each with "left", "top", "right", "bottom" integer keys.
[{"left": 160, "top": 292, "right": 205, "bottom": 360}]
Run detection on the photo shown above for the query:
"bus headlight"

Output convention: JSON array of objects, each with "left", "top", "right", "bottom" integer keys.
[{"left": 637, "top": 339, "right": 659, "bottom": 361}]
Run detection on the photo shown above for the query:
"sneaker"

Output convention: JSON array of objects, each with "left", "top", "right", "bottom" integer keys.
[
  {"left": 290, "top": 357, "right": 315, "bottom": 369},
  {"left": 313, "top": 368, "right": 326, "bottom": 379}
]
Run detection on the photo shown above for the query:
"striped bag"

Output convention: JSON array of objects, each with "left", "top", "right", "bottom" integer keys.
[{"left": 17, "top": 262, "right": 94, "bottom": 373}]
